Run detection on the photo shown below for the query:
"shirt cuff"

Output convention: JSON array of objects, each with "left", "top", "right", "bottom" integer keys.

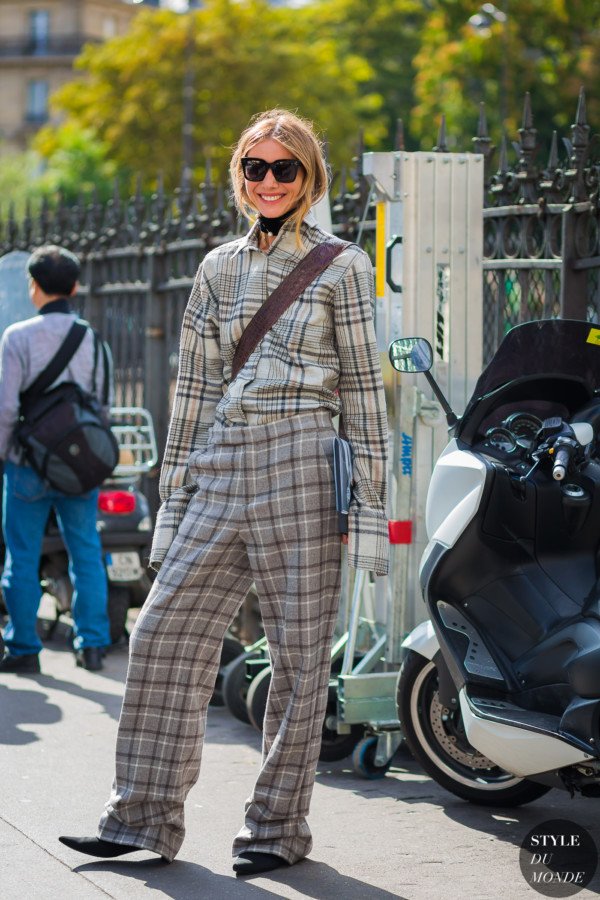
[
  {"left": 347, "top": 502, "right": 389, "bottom": 576},
  {"left": 149, "top": 483, "right": 197, "bottom": 571}
]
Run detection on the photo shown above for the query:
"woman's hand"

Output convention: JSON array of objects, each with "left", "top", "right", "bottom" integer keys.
[{"left": 341, "top": 534, "right": 348, "bottom": 545}]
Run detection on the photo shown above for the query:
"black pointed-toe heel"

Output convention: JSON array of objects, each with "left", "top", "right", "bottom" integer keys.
[
  {"left": 233, "top": 851, "right": 290, "bottom": 876},
  {"left": 59, "top": 836, "right": 150, "bottom": 859}
]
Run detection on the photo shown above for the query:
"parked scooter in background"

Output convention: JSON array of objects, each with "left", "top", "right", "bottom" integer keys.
[
  {"left": 390, "top": 320, "right": 600, "bottom": 806},
  {"left": 0, "top": 407, "right": 157, "bottom": 646}
]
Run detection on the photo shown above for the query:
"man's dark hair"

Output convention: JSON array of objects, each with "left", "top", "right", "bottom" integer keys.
[{"left": 27, "top": 244, "right": 81, "bottom": 297}]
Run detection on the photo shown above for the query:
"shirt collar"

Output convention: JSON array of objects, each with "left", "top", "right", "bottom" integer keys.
[{"left": 39, "top": 298, "right": 72, "bottom": 315}]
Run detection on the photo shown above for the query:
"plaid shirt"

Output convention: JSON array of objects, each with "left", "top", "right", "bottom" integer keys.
[{"left": 151, "top": 211, "right": 389, "bottom": 575}]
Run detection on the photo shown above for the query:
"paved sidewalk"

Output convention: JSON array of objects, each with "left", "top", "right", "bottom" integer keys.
[{"left": 1, "top": 614, "right": 600, "bottom": 899}]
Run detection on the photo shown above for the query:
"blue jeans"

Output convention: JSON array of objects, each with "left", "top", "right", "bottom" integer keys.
[{"left": 1, "top": 461, "right": 110, "bottom": 655}]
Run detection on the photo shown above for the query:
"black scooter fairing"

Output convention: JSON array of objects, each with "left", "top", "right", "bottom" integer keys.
[{"left": 425, "top": 448, "right": 600, "bottom": 749}]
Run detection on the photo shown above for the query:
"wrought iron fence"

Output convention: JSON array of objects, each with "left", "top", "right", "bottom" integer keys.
[
  {"left": 472, "top": 88, "right": 600, "bottom": 362},
  {"left": 0, "top": 155, "right": 371, "bottom": 510},
  {"left": 1, "top": 90, "right": 599, "bottom": 505}
]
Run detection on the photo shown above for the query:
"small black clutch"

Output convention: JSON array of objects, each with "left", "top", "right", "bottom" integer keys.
[{"left": 333, "top": 436, "right": 353, "bottom": 534}]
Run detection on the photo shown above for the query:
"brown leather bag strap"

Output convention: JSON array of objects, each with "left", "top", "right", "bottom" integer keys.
[{"left": 231, "top": 237, "right": 350, "bottom": 381}]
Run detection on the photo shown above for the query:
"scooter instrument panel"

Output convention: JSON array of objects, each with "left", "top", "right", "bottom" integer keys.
[
  {"left": 502, "top": 412, "right": 543, "bottom": 449},
  {"left": 479, "top": 412, "right": 543, "bottom": 468},
  {"left": 485, "top": 427, "right": 517, "bottom": 454}
]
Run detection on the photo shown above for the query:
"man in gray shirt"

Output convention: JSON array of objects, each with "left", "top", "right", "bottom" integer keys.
[{"left": 0, "top": 245, "right": 111, "bottom": 673}]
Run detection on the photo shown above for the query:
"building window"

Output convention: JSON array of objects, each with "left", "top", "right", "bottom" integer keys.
[
  {"left": 30, "top": 10, "right": 50, "bottom": 54},
  {"left": 26, "top": 80, "right": 49, "bottom": 123}
]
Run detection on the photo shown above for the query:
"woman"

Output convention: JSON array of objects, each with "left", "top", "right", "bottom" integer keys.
[{"left": 60, "top": 109, "right": 389, "bottom": 876}]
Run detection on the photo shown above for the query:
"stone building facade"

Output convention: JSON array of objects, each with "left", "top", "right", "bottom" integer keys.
[{"left": 0, "top": 0, "right": 151, "bottom": 151}]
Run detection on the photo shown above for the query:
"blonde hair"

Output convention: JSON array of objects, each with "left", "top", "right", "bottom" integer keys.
[{"left": 230, "top": 109, "right": 329, "bottom": 246}]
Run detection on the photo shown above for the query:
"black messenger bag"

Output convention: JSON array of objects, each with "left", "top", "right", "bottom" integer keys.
[{"left": 15, "top": 320, "right": 119, "bottom": 495}]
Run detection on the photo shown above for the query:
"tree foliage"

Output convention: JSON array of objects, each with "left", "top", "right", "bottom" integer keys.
[
  {"left": 30, "top": 0, "right": 600, "bottom": 192},
  {"left": 303, "top": 0, "right": 427, "bottom": 150},
  {"left": 411, "top": 0, "right": 600, "bottom": 153},
  {"left": 33, "top": 122, "right": 119, "bottom": 203},
  {"left": 44, "top": 0, "right": 386, "bottom": 188},
  {"left": 0, "top": 146, "right": 42, "bottom": 218}
]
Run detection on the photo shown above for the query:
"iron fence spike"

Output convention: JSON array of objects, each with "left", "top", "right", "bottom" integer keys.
[
  {"left": 498, "top": 135, "right": 509, "bottom": 173},
  {"left": 473, "top": 103, "right": 494, "bottom": 161},
  {"left": 477, "top": 103, "right": 489, "bottom": 138},
  {"left": 522, "top": 92, "right": 533, "bottom": 129},
  {"left": 394, "top": 119, "right": 405, "bottom": 151},
  {"left": 575, "top": 86, "right": 587, "bottom": 126},
  {"left": 434, "top": 115, "right": 448, "bottom": 152},
  {"left": 547, "top": 131, "right": 559, "bottom": 170}
]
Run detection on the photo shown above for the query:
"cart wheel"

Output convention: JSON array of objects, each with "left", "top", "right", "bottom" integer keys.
[
  {"left": 246, "top": 665, "right": 272, "bottom": 731},
  {"left": 222, "top": 651, "right": 262, "bottom": 724},
  {"left": 319, "top": 693, "right": 364, "bottom": 762},
  {"left": 352, "top": 736, "right": 392, "bottom": 779},
  {"left": 210, "top": 636, "right": 245, "bottom": 707}
]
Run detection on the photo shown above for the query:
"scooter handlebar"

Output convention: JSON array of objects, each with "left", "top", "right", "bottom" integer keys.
[{"left": 552, "top": 446, "right": 571, "bottom": 481}]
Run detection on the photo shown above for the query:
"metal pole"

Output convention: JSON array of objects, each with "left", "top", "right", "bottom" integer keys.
[{"left": 182, "top": 14, "right": 195, "bottom": 177}]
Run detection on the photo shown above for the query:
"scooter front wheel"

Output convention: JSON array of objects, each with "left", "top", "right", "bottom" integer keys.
[{"left": 398, "top": 651, "right": 551, "bottom": 806}]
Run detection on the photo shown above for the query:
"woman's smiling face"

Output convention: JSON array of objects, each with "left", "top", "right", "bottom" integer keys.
[{"left": 244, "top": 138, "right": 304, "bottom": 219}]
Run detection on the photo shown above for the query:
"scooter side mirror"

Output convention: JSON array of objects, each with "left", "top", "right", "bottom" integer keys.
[
  {"left": 388, "top": 336, "right": 459, "bottom": 429},
  {"left": 388, "top": 337, "right": 433, "bottom": 374}
]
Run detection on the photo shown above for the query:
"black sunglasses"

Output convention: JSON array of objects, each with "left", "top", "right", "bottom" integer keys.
[{"left": 241, "top": 157, "right": 303, "bottom": 183}]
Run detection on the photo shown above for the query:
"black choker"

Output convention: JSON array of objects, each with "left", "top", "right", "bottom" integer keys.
[{"left": 258, "top": 208, "right": 296, "bottom": 236}]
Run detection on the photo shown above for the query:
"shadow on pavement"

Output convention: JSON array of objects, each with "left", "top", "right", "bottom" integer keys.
[
  {"left": 315, "top": 747, "right": 435, "bottom": 799},
  {"left": 73, "top": 857, "right": 406, "bottom": 899},
  {"left": 0, "top": 681, "right": 61, "bottom": 745},
  {"left": 33, "top": 672, "right": 124, "bottom": 720},
  {"left": 441, "top": 797, "right": 600, "bottom": 893}
]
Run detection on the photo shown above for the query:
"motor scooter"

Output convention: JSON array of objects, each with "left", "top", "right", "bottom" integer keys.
[
  {"left": 0, "top": 407, "right": 157, "bottom": 646},
  {"left": 390, "top": 319, "right": 600, "bottom": 806}
]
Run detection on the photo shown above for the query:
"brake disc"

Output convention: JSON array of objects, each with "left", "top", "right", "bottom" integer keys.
[{"left": 429, "top": 690, "right": 496, "bottom": 769}]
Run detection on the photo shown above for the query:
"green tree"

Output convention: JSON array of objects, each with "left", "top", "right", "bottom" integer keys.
[
  {"left": 33, "top": 122, "right": 120, "bottom": 203},
  {"left": 412, "top": 0, "right": 600, "bottom": 153},
  {"left": 0, "top": 146, "right": 43, "bottom": 218},
  {"left": 303, "top": 0, "right": 427, "bottom": 150},
  {"left": 44, "top": 0, "right": 386, "bottom": 188}
]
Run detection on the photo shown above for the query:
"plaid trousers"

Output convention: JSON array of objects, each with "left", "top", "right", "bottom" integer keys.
[{"left": 98, "top": 410, "right": 342, "bottom": 864}]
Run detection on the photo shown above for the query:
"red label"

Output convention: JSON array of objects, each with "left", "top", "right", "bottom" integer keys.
[{"left": 388, "top": 520, "right": 412, "bottom": 545}]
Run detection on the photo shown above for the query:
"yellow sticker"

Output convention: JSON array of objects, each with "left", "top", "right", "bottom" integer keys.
[
  {"left": 375, "top": 202, "right": 386, "bottom": 299},
  {"left": 586, "top": 327, "right": 600, "bottom": 346}
]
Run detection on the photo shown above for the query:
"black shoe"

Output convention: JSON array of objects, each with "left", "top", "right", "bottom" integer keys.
[
  {"left": 75, "top": 647, "right": 104, "bottom": 671},
  {"left": 60, "top": 836, "right": 145, "bottom": 858},
  {"left": 58, "top": 835, "right": 171, "bottom": 862},
  {"left": 0, "top": 652, "right": 40, "bottom": 674},
  {"left": 233, "top": 852, "right": 290, "bottom": 876}
]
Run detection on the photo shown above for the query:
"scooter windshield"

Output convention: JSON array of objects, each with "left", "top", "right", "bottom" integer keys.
[{"left": 457, "top": 320, "right": 600, "bottom": 443}]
